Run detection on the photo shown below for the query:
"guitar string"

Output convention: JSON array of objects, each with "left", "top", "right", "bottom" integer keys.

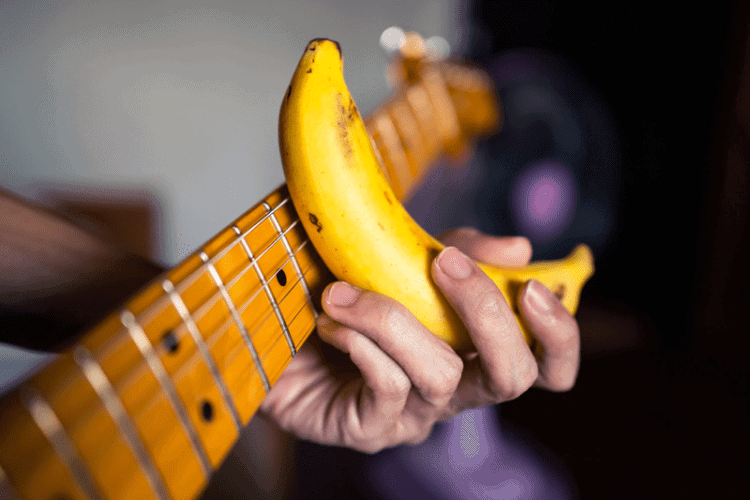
[
  {"left": 54, "top": 262, "right": 320, "bottom": 490},
  {"left": 58, "top": 237, "right": 322, "bottom": 448},
  {"left": 23, "top": 202, "right": 318, "bottom": 483},
  {"left": 90, "top": 197, "right": 300, "bottom": 363}
]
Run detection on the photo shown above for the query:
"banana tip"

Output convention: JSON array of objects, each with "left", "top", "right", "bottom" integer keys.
[
  {"left": 307, "top": 38, "right": 342, "bottom": 60},
  {"left": 572, "top": 243, "right": 595, "bottom": 278}
]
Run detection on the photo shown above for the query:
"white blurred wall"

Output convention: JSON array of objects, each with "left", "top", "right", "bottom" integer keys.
[
  {"left": 1, "top": 0, "right": 468, "bottom": 263},
  {"left": 0, "top": 0, "right": 470, "bottom": 388}
]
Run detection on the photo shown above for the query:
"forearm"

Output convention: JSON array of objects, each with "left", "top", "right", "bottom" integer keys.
[{"left": 0, "top": 190, "right": 163, "bottom": 351}]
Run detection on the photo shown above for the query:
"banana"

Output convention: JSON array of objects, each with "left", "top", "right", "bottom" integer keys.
[{"left": 279, "top": 39, "right": 595, "bottom": 351}]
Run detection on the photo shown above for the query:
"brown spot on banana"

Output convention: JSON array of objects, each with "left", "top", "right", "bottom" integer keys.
[
  {"left": 336, "top": 94, "right": 354, "bottom": 157},
  {"left": 308, "top": 213, "right": 323, "bottom": 232},
  {"left": 384, "top": 190, "right": 394, "bottom": 205}
]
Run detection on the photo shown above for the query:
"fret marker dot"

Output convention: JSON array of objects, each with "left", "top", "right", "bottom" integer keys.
[
  {"left": 201, "top": 400, "right": 214, "bottom": 422},
  {"left": 162, "top": 330, "right": 179, "bottom": 354},
  {"left": 277, "top": 269, "right": 287, "bottom": 287}
]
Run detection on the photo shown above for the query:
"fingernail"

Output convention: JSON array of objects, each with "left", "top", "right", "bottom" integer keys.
[
  {"left": 326, "top": 282, "right": 360, "bottom": 307},
  {"left": 436, "top": 246, "right": 472, "bottom": 280},
  {"left": 525, "top": 279, "right": 554, "bottom": 314}
]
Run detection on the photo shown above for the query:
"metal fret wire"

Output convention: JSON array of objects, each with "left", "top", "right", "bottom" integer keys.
[
  {"left": 163, "top": 278, "right": 243, "bottom": 432},
  {"left": 131, "top": 244, "right": 317, "bottom": 425},
  {"left": 59, "top": 236, "right": 318, "bottom": 452},
  {"left": 200, "top": 249, "right": 271, "bottom": 393},
  {"left": 120, "top": 310, "right": 213, "bottom": 477},
  {"left": 232, "top": 222, "right": 296, "bottom": 358},
  {"left": 264, "top": 201, "right": 318, "bottom": 321},
  {"left": 72, "top": 345, "right": 171, "bottom": 500},
  {"left": 38, "top": 197, "right": 316, "bottom": 496},
  {"left": 55, "top": 241, "right": 312, "bottom": 462},
  {"left": 18, "top": 385, "right": 104, "bottom": 500},
  {"left": 93, "top": 198, "right": 296, "bottom": 359},
  {"left": 215, "top": 245, "right": 317, "bottom": 375}
]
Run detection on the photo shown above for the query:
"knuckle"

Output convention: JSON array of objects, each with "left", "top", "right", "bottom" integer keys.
[
  {"left": 485, "top": 360, "right": 537, "bottom": 401},
  {"left": 484, "top": 376, "right": 516, "bottom": 401},
  {"left": 420, "top": 352, "right": 463, "bottom": 403},
  {"left": 373, "top": 370, "right": 411, "bottom": 398}
]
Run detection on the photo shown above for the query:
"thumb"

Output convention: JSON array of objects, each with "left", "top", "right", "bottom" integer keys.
[{"left": 438, "top": 227, "right": 532, "bottom": 268}]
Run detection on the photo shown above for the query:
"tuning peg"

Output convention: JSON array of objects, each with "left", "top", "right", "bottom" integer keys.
[
  {"left": 424, "top": 36, "right": 451, "bottom": 60},
  {"left": 379, "top": 26, "right": 406, "bottom": 54},
  {"left": 379, "top": 27, "right": 451, "bottom": 61}
]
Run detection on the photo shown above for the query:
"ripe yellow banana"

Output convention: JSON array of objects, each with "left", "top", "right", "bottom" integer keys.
[{"left": 279, "top": 39, "right": 595, "bottom": 351}]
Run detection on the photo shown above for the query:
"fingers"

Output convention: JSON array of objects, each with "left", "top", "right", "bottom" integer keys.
[
  {"left": 439, "top": 227, "right": 532, "bottom": 267},
  {"left": 432, "top": 247, "right": 538, "bottom": 409},
  {"left": 518, "top": 280, "right": 580, "bottom": 392},
  {"left": 316, "top": 314, "right": 410, "bottom": 423},
  {"left": 320, "top": 282, "right": 463, "bottom": 409}
]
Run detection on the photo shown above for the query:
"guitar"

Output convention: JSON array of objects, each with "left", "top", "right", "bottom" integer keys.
[{"left": 0, "top": 38, "right": 499, "bottom": 500}]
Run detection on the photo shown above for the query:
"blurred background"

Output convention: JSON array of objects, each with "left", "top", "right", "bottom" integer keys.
[{"left": 1, "top": 1, "right": 748, "bottom": 498}]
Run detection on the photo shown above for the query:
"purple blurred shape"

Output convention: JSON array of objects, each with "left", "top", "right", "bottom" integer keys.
[{"left": 510, "top": 160, "right": 577, "bottom": 244}]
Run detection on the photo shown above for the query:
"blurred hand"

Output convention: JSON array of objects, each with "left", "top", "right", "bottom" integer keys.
[{"left": 260, "top": 227, "right": 580, "bottom": 453}]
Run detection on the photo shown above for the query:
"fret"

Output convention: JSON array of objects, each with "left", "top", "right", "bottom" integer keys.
[
  {"left": 368, "top": 111, "right": 411, "bottom": 199},
  {"left": 387, "top": 98, "right": 425, "bottom": 178},
  {"left": 163, "top": 279, "right": 243, "bottom": 432},
  {"left": 272, "top": 249, "right": 318, "bottom": 350},
  {"left": 130, "top": 263, "right": 247, "bottom": 469},
  {"left": 18, "top": 385, "right": 103, "bottom": 500},
  {"left": 201, "top": 250, "right": 272, "bottom": 394},
  {"left": 22, "top": 348, "right": 165, "bottom": 500},
  {"left": 264, "top": 200, "right": 318, "bottom": 322},
  {"left": 404, "top": 83, "right": 442, "bottom": 161},
  {"left": 0, "top": 388, "right": 93, "bottom": 500},
  {"left": 85, "top": 315, "right": 232, "bottom": 492},
  {"left": 440, "top": 62, "right": 500, "bottom": 138},
  {"left": 233, "top": 223, "right": 296, "bottom": 357},
  {"left": 80, "top": 319, "right": 205, "bottom": 498},
  {"left": 211, "top": 239, "right": 320, "bottom": 386},
  {"left": 73, "top": 345, "right": 171, "bottom": 500},
  {"left": 420, "top": 67, "right": 462, "bottom": 155},
  {"left": 120, "top": 310, "right": 213, "bottom": 477},
  {"left": 259, "top": 256, "right": 321, "bottom": 384}
]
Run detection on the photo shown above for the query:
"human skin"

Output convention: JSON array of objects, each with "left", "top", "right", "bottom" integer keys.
[
  {"left": 261, "top": 228, "right": 580, "bottom": 453},
  {"left": 0, "top": 190, "right": 579, "bottom": 452}
]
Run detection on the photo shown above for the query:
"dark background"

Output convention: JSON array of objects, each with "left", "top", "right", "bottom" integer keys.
[{"left": 465, "top": 2, "right": 749, "bottom": 498}]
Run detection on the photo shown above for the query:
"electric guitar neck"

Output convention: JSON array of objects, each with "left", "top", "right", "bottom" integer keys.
[{"left": 0, "top": 45, "right": 499, "bottom": 500}]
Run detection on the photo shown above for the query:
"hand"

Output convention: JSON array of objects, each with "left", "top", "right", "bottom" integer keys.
[{"left": 260, "top": 228, "right": 580, "bottom": 453}]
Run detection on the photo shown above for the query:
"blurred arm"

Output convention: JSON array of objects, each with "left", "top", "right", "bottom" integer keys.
[{"left": 0, "top": 189, "right": 162, "bottom": 351}]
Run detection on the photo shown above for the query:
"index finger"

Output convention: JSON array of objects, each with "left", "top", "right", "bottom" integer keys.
[{"left": 432, "top": 246, "right": 539, "bottom": 406}]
